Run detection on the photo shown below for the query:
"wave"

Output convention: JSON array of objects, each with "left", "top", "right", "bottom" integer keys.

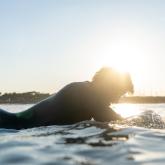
[
  {"left": 120, "top": 110, "right": 165, "bottom": 129},
  {"left": 0, "top": 110, "right": 165, "bottom": 164}
]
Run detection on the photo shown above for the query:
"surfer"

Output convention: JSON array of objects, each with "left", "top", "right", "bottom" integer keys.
[{"left": 0, "top": 67, "right": 134, "bottom": 129}]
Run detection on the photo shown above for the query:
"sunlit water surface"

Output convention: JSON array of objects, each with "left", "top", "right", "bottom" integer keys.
[{"left": 0, "top": 103, "right": 165, "bottom": 165}]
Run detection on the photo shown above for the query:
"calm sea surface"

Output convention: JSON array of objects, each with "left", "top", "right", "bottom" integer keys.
[{"left": 0, "top": 103, "right": 165, "bottom": 165}]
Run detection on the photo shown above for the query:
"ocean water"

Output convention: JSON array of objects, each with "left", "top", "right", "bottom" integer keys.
[{"left": 0, "top": 104, "right": 165, "bottom": 165}]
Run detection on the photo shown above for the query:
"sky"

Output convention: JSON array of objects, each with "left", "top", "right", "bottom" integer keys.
[{"left": 0, "top": 0, "right": 165, "bottom": 96}]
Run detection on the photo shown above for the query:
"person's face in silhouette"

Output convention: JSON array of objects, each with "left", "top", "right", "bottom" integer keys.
[
  {"left": 99, "top": 73, "right": 133, "bottom": 103},
  {"left": 92, "top": 67, "right": 134, "bottom": 104}
]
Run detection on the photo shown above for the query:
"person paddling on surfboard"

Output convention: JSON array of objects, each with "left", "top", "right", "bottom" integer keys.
[{"left": 0, "top": 67, "right": 134, "bottom": 129}]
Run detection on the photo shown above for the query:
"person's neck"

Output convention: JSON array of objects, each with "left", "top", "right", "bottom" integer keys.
[{"left": 90, "top": 81, "right": 111, "bottom": 106}]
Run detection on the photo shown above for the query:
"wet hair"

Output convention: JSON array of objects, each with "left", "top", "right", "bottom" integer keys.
[{"left": 92, "top": 67, "right": 134, "bottom": 94}]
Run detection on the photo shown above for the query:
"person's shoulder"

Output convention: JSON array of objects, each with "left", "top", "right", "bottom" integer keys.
[
  {"left": 64, "top": 81, "right": 90, "bottom": 91},
  {"left": 67, "top": 81, "right": 90, "bottom": 87},
  {"left": 55, "top": 81, "right": 90, "bottom": 99},
  {"left": 56, "top": 81, "right": 89, "bottom": 92}
]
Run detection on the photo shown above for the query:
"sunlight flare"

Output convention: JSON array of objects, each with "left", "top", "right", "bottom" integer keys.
[{"left": 113, "top": 104, "right": 141, "bottom": 118}]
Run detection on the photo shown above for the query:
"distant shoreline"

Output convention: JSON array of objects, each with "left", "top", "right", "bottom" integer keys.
[
  {"left": 0, "top": 92, "right": 50, "bottom": 104},
  {"left": 0, "top": 92, "right": 165, "bottom": 104},
  {"left": 119, "top": 96, "right": 165, "bottom": 104}
]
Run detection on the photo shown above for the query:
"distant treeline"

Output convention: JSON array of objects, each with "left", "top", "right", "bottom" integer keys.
[
  {"left": 0, "top": 92, "right": 50, "bottom": 104},
  {"left": 0, "top": 92, "right": 165, "bottom": 104},
  {"left": 120, "top": 96, "right": 165, "bottom": 104}
]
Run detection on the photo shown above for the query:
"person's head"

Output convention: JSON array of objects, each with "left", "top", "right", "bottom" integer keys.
[{"left": 91, "top": 67, "right": 134, "bottom": 103}]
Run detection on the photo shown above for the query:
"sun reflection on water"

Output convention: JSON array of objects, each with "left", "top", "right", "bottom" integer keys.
[{"left": 112, "top": 103, "right": 141, "bottom": 118}]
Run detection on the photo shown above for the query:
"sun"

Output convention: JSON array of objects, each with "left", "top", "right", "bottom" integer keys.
[
  {"left": 91, "top": 36, "right": 147, "bottom": 96},
  {"left": 92, "top": 35, "right": 144, "bottom": 73},
  {"left": 93, "top": 51, "right": 139, "bottom": 87}
]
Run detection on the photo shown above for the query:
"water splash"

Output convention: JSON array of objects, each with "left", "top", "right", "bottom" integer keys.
[{"left": 119, "top": 110, "right": 165, "bottom": 129}]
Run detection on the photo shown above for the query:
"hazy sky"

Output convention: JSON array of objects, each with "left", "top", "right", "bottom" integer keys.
[{"left": 0, "top": 0, "right": 165, "bottom": 95}]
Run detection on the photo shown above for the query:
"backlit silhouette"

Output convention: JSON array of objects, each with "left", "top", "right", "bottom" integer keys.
[{"left": 0, "top": 67, "right": 134, "bottom": 129}]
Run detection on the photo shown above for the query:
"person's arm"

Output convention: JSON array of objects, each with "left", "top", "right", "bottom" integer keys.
[{"left": 93, "top": 107, "right": 123, "bottom": 122}]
